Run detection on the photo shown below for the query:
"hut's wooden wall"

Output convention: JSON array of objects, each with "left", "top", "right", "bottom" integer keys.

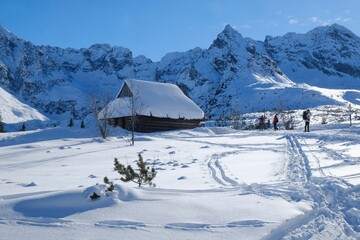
[{"left": 109, "top": 116, "right": 202, "bottom": 132}]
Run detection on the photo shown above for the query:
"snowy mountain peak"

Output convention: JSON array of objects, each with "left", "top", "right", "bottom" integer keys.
[
  {"left": 223, "top": 24, "right": 241, "bottom": 37},
  {"left": 210, "top": 24, "right": 244, "bottom": 50}
]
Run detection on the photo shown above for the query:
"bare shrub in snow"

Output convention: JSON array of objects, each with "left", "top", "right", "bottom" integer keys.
[{"left": 90, "top": 93, "right": 112, "bottom": 139}]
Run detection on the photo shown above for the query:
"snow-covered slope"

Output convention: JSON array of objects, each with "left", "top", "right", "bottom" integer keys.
[
  {"left": 0, "top": 86, "right": 47, "bottom": 124},
  {"left": 0, "top": 24, "right": 359, "bottom": 123}
]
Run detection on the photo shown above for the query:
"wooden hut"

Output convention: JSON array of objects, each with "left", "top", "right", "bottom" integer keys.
[{"left": 99, "top": 79, "right": 204, "bottom": 132}]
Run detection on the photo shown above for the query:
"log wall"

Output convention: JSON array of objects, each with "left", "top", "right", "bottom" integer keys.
[{"left": 110, "top": 116, "right": 202, "bottom": 132}]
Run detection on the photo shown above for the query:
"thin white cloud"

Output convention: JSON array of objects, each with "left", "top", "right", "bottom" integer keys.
[
  {"left": 239, "top": 24, "right": 251, "bottom": 29},
  {"left": 289, "top": 19, "right": 298, "bottom": 25},
  {"left": 310, "top": 16, "right": 319, "bottom": 23},
  {"left": 337, "top": 17, "right": 351, "bottom": 23},
  {"left": 308, "top": 16, "right": 351, "bottom": 26}
]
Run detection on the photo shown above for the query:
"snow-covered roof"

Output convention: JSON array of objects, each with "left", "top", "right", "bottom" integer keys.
[{"left": 99, "top": 79, "right": 204, "bottom": 120}]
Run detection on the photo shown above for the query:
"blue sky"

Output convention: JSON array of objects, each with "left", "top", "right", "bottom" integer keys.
[{"left": 0, "top": 0, "right": 359, "bottom": 61}]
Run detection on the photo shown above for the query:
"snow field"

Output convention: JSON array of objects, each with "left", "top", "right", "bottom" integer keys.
[{"left": 0, "top": 124, "right": 359, "bottom": 239}]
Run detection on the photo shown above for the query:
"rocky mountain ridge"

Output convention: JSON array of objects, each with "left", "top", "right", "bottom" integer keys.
[
  {"left": 0, "top": 24, "right": 359, "bottom": 123},
  {"left": 265, "top": 24, "right": 360, "bottom": 89}
]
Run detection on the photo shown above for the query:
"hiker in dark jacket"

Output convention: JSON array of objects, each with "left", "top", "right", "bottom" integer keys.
[{"left": 303, "top": 109, "right": 311, "bottom": 132}]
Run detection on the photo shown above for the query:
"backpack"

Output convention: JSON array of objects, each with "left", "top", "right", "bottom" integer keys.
[{"left": 302, "top": 111, "right": 307, "bottom": 120}]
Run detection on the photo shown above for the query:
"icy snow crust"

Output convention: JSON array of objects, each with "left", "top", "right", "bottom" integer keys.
[{"left": 0, "top": 122, "right": 359, "bottom": 239}]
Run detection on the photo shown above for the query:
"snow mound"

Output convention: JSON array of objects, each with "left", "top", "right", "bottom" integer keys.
[
  {"left": 83, "top": 184, "right": 142, "bottom": 201},
  {"left": 14, "top": 188, "right": 117, "bottom": 218},
  {"left": 115, "top": 184, "right": 142, "bottom": 201}
]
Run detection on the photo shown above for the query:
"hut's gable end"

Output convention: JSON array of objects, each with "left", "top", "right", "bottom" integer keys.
[{"left": 117, "top": 83, "right": 133, "bottom": 98}]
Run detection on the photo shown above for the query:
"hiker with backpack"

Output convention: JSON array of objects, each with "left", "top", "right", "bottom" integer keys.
[{"left": 303, "top": 109, "right": 311, "bottom": 132}]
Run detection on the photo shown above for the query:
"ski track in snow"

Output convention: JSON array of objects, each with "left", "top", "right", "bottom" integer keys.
[
  {"left": 207, "top": 152, "right": 239, "bottom": 187},
  {"left": 261, "top": 134, "right": 360, "bottom": 239},
  {"left": 165, "top": 130, "right": 360, "bottom": 239},
  {"left": 298, "top": 136, "right": 326, "bottom": 177}
]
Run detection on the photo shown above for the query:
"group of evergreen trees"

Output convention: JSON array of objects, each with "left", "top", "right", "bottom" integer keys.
[
  {"left": 68, "top": 118, "right": 86, "bottom": 128},
  {"left": 0, "top": 114, "right": 88, "bottom": 133}
]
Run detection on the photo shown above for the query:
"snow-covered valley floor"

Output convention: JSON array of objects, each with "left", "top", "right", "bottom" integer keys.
[{"left": 0, "top": 123, "right": 359, "bottom": 239}]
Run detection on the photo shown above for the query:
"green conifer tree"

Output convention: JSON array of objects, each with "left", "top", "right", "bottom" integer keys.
[
  {"left": 114, "top": 154, "right": 156, "bottom": 187},
  {"left": 20, "top": 123, "right": 26, "bottom": 131},
  {"left": 80, "top": 120, "right": 85, "bottom": 128},
  {"left": 68, "top": 118, "right": 74, "bottom": 127}
]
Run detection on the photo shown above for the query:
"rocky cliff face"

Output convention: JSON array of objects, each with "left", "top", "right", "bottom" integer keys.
[{"left": 0, "top": 24, "right": 358, "bottom": 121}]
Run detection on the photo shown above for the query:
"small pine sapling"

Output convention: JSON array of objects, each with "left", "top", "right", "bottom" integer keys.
[
  {"left": 103, "top": 176, "right": 114, "bottom": 192},
  {"left": 114, "top": 154, "right": 156, "bottom": 187},
  {"left": 80, "top": 120, "right": 85, "bottom": 128}
]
